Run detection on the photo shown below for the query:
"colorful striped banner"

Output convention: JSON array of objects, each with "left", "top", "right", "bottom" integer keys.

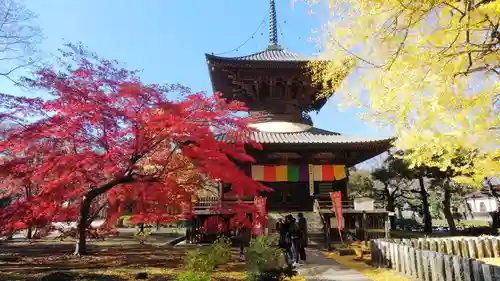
[
  {"left": 334, "top": 165, "right": 347, "bottom": 180},
  {"left": 251, "top": 165, "right": 264, "bottom": 181},
  {"left": 312, "top": 165, "right": 347, "bottom": 181},
  {"left": 250, "top": 165, "right": 307, "bottom": 182},
  {"left": 249, "top": 165, "right": 347, "bottom": 182}
]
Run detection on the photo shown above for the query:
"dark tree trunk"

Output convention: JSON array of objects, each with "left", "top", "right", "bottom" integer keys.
[
  {"left": 26, "top": 227, "right": 32, "bottom": 240},
  {"left": 484, "top": 179, "right": 500, "bottom": 230},
  {"left": 6, "top": 230, "right": 13, "bottom": 240},
  {"left": 25, "top": 185, "right": 33, "bottom": 240},
  {"left": 442, "top": 180, "right": 457, "bottom": 235},
  {"left": 74, "top": 195, "right": 93, "bottom": 256},
  {"left": 386, "top": 197, "right": 396, "bottom": 230},
  {"left": 418, "top": 175, "right": 433, "bottom": 233},
  {"left": 73, "top": 176, "right": 133, "bottom": 255},
  {"left": 383, "top": 184, "right": 398, "bottom": 230}
]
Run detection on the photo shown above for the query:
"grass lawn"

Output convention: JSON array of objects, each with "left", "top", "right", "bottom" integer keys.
[
  {"left": 0, "top": 239, "right": 246, "bottom": 281},
  {"left": 0, "top": 232, "right": 305, "bottom": 281}
]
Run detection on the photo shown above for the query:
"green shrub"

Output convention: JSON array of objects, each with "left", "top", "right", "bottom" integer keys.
[
  {"left": 116, "top": 216, "right": 126, "bottom": 227},
  {"left": 183, "top": 236, "right": 233, "bottom": 273},
  {"left": 184, "top": 249, "right": 216, "bottom": 273},
  {"left": 210, "top": 236, "right": 232, "bottom": 266},
  {"left": 245, "top": 235, "right": 296, "bottom": 281},
  {"left": 133, "top": 228, "right": 152, "bottom": 244},
  {"left": 177, "top": 271, "right": 211, "bottom": 281},
  {"left": 249, "top": 267, "right": 297, "bottom": 281},
  {"left": 116, "top": 215, "right": 134, "bottom": 228}
]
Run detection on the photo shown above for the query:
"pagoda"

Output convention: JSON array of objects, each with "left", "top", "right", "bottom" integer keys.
[{"left": 190, "top": 0, "right": 393, "bottom": 247}]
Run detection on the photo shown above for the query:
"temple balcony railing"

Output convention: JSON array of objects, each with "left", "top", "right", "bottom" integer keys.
[
  {"left": 314, "top": 198, "right": 387, "bottom": 214},
  {"left": 193, "top": 197, "right": 255, "bottom": 215}
]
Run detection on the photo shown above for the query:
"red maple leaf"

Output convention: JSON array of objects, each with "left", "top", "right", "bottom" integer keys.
[{"left": 0, "top": 43, "right": 269, "bottom": 255}]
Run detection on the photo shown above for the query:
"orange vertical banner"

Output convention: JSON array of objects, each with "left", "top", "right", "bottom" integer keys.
[
  {"left": 330, "top": 192, "right": 344, "bottom": 231},
  {"left": 253, "top": 196, "right": 267, "bottom": 236}
]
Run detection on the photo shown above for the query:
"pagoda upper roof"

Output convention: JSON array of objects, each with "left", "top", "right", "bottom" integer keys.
[{"left": 206, "top": 0, "right": 313, "bottom": 67}]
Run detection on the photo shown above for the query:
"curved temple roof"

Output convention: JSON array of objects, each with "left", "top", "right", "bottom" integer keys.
[
  {"left": 217, "top": 126, "right": 395, "bottom": 146},
  {"left": 207, "top": 49, "right": 309, "bottom": 63}
]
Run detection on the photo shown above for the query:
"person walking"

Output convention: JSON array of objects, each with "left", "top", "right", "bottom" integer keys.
[
  {"left": 275, "top": 218, "right": 284, "bottom": 233},
  {"left": 297, "top": 212, "right": 308, "bottom": 263},
  {"left": 285, "top": 214, "right": 301, "bottom": 266},
  {"left": 279, "top": 216, "right": 296, "bottom": 267},
  {"left": 235, "top": 224, "right": 249, "bottom": 261}
]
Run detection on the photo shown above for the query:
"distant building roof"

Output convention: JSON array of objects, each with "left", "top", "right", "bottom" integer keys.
[{"left": 466, "top": 191, "right": 495, "bottom": 199}]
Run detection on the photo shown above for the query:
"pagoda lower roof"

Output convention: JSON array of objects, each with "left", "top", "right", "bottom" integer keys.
[{"left": 217, "top": 127, "right": 394, "bottom": 146}]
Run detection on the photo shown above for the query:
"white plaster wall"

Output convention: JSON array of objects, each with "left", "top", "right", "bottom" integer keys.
[
  {"left": 248, "top": 121, "right": 311, "bottom": 133},
  {"left": 467, "top": 198, "right": 498, "bottom": 213}
]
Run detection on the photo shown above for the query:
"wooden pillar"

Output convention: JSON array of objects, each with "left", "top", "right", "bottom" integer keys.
[
  {"left": 355, "top": 215, "right": 362, "bottom": 241},
  {"left": 193, "top": 218, "right": 198, "bottom": 243},
  {"left": 218, "top": 181, "right": 223, "bottom": 198},
  {"left": 325, "top": 215, "right": 332, "bottom": 250},
  {"left": 361, "top": 211, "right": 368, "bottom": 241},
  {"left": 186, "top": 220, "right": 191, "bottom": 243},
  {"left": 187, "top": 218, "right": 195, "bottom": 243}
]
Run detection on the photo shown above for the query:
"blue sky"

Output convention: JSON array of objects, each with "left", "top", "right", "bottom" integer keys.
[{"left": 3, "top": 0, "right": 390, "bottom": 138}]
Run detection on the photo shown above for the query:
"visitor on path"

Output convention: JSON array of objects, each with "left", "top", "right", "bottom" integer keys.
[
  {"left": 297, "top": 212, "right": 307, "bottom": 263},
  {"left": 235, "top": 225, "right": 249, "bottom": 261},
  {"left": 279, "top": 216, "right": 295, "bottom": 267},
  {"left": 285, "top": 214, "right": 301, "bottom": 266},
  {"left": 275, "top": 218, "right": 284, "bottom": 233}
]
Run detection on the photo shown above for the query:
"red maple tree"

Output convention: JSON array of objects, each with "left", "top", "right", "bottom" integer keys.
[{"left": 0, "top": 43, "right": 268, "bottom": 255}]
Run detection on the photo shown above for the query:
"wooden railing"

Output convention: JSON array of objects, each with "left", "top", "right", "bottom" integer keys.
[
  {"left": 193, "top": 197, "right": 255, "bottom": 213},
  {"left": 313, "top": 199, "right": 326, "bottom": 223},
  {"left": 315, "top": 198, "right": 386, "bottom": 211}
]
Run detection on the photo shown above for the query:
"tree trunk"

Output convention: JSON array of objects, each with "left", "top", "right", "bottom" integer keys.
[
  {"left": 419, "top": 175, "right": 433, "bottom": 233},
  {"left": 25, "top": 185, "right": 33, "bottom": 240},
  {"left": 485, "top": 180, "right": 500, "bottom": 231},
  {"left": 73, "top": 176, "right": 133, "bottom": 255},
  {"left": 74, "top": 195, "right": 93, "bottom": 256},
  {"left": 26, "top": 227, "right": 32, "bottom": 240},
  {"left": 442, "top": 180, "right": 457, "bottom": 235},
  {"left": 386, "top": 197, "right": 396, "bottom": 230}
]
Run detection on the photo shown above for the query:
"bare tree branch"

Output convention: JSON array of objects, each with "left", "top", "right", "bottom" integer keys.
[{"left": 0, "top": 0, "right": 42, "bottom": 82}]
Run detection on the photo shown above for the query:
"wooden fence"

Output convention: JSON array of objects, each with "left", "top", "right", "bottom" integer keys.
[{"left": 371, "top": 236, "right": 500, "bottom": 281}]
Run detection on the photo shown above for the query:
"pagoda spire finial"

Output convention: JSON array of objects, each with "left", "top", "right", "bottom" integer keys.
[{"left": 268, "top": 0, "right": 282, "bottom": 50}]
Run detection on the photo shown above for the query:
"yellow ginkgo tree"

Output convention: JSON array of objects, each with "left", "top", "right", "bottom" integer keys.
[{"left": 306, "top": 0, "right": 500, "bottom": 184}]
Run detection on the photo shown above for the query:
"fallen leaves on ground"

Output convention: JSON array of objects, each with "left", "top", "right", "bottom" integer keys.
[
  {"left": 481, "top": 258, "right": 500, "bottom": 266},
  {"left": 324, "top": 252, "right": 410, "bottom": 281}
]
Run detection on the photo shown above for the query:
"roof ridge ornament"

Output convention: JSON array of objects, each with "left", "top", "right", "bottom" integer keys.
[{"left": 267, "top": 0, "right": 282, "bottom": 51}]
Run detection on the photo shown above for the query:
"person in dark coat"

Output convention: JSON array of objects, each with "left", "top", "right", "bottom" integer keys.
[
  {"left": 285, "top": 214, "right": 301, "bottom": 265},
  {"left": 235, "top": 224, "right": 249, "bottom": 261},
  {"left": 297, "top": 212, "right": 308, "bottom": 263},
  {"left": 276, "top": 218, "right": 284, "bottom": 233},
  {"left": 279, "top": 216, "right": 296, "bottom": 267}
]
